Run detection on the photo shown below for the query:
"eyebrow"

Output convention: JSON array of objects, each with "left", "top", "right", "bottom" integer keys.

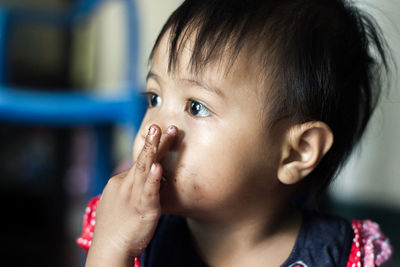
[
  {"left": 146, "top": 71, "right": 160, "bottom": 83},
  {"left": 146, "top": 71, "right": 224, "bottom": 97}
]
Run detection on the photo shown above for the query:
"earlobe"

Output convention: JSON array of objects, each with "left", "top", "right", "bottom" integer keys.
[{"left": 277, "top": 121, "right": 334, "bottom": 185}]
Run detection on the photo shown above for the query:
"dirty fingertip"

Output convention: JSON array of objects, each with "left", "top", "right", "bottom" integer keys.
[{"left": 167, "top": 125, "right": 178, "bottom": 135}]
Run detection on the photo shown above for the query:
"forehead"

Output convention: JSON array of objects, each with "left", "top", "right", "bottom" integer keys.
[{"left": 150, "top": 30, "right": 267, "bottom": 98}]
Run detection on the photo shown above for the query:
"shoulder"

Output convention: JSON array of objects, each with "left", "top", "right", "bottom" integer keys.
[
  {"left": 282, "top": 210, "right": 354, "bottom": 267},
  {"left": 302, "top": 211, "right": 353, "bottom": 243},
  {"left": 282, "top": 211, "right": 393, "bottom": 267},
  {"left": 76, "top": 195, "right": 100, "bottom": 252}
]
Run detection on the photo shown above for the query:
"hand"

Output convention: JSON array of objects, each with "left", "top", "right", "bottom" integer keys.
[{"left": 85, "top": 124, "right": 178, "bottom": 267}]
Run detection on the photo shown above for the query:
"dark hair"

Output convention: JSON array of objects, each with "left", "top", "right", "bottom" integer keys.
[{"left": 149, "top": 0, "right": 390, "bottom": 204}]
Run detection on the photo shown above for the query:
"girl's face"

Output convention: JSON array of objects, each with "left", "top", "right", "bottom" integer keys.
[{"left": 133, "top": 34, "right": 286, "bottom": 222}]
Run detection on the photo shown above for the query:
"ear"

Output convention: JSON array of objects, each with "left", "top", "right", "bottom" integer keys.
[{"left": 277, "top": 121, "right": 334, "bottom": 185}]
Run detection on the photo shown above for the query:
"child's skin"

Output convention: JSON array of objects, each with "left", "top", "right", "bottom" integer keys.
[{"left": 85, "top": 31, "right": 334, "bottom": 267}]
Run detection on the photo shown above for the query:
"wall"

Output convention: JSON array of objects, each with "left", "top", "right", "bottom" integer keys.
[
  {"left": 330, "top": 0, "right": 400, "bottom": 209},
  {"left": 136, "top": 0, "right": 183, "bottom": 83},
  {"left": 74, "top": 0, "right": 183, "bottom": 91}
]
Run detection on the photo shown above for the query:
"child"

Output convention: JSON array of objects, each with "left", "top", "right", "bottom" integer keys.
[{"left": 77, "top": 0, "right": 393, "bottom": 266}]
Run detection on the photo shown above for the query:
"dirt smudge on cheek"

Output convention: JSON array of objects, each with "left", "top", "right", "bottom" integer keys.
[
  {"left": 171, "top": 167, "right": 204, "bottom": 201},
  {"left": 188, "top": 171, "right": 205, "bottom": 202},
  {"left": 165, "top": 164, "right": 185, "bottom": 194},
  {"left": 172, "top": 164, "right": 185, "bottom": 183}
]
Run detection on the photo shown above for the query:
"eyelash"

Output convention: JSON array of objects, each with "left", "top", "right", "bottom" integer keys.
[{"left": 143, "top": 92, "right": 211, "bottom": 118}]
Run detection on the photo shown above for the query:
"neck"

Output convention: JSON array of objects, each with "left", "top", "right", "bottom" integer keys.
[{"left": 186, "top": 204, "right": 302, "bottom": 267}]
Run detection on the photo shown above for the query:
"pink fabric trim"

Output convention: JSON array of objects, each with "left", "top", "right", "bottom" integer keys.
[
  {"left": 76, "top": 196, "right": 99, "bottom": 252},
  {"left": 347, "top": 220, "right": 392, "bottom": 267}
]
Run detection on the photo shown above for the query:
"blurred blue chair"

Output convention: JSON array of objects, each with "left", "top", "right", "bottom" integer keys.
[{"left": 0, "top": 0, "right": 146, "bottom": 196}]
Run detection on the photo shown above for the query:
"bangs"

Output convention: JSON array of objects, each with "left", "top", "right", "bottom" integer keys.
[{"left": 149, "top": 0, "right": 278, "bottom": 75}]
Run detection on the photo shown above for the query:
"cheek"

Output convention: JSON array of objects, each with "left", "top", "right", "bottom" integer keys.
[
  {"left": 175, "top": 131, "right": 251, "bottom": 195},
  {"left": 162, "top": 131, "right": 223, "bottom": 193}
]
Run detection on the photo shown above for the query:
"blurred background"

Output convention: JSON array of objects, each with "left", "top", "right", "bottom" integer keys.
[{"left": 0, "top": 0, "right": 398, "bottom": 266}]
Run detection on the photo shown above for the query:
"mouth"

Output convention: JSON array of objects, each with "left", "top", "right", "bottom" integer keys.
[
  {"left": 160, "top": 169, "right": 171, "bottom": 190},
  {"left": 160, "top": 168, "right": 175, "bottom": 190},
  {"left": 161, "top": 176, "right": 168, "bottom": 187}
]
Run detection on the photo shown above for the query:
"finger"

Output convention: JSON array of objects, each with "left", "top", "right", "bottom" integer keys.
[
  {"left": 133, "top": 125, "right": 161, "bottom": 187},
  {"left": 142, "top": 162, "right": 162, "bottom": 209},
  {"left": 120, "top": 166, "right": 136, "bottom": 192},
  {"left": 156, "top": 125, "right": 178, "bottom": 162},
  {"left": 111, "top": 170, "right": 130, "bottom": 181}
]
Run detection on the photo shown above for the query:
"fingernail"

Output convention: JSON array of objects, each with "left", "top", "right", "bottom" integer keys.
[
  {"left": 151, "top": 163, "right": 157, "bottom": 173},
  {"left": 149, "top": 125, "right": 156, "bottom": 136},
  {"left": 167, "top": 126, "right": 176, "bottom": 135}
]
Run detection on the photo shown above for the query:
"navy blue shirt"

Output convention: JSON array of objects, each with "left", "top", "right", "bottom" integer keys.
[{"left": 140, "top": 211, "right": 353, "bottom": 267}]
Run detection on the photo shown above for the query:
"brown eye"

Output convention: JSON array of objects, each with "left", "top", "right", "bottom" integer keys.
[
  {"left": 188, "top": 100, "right": 211, "bottom": 117},
  {"left": 147, "top": 93, "right": 162, "bottom": 108}
]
